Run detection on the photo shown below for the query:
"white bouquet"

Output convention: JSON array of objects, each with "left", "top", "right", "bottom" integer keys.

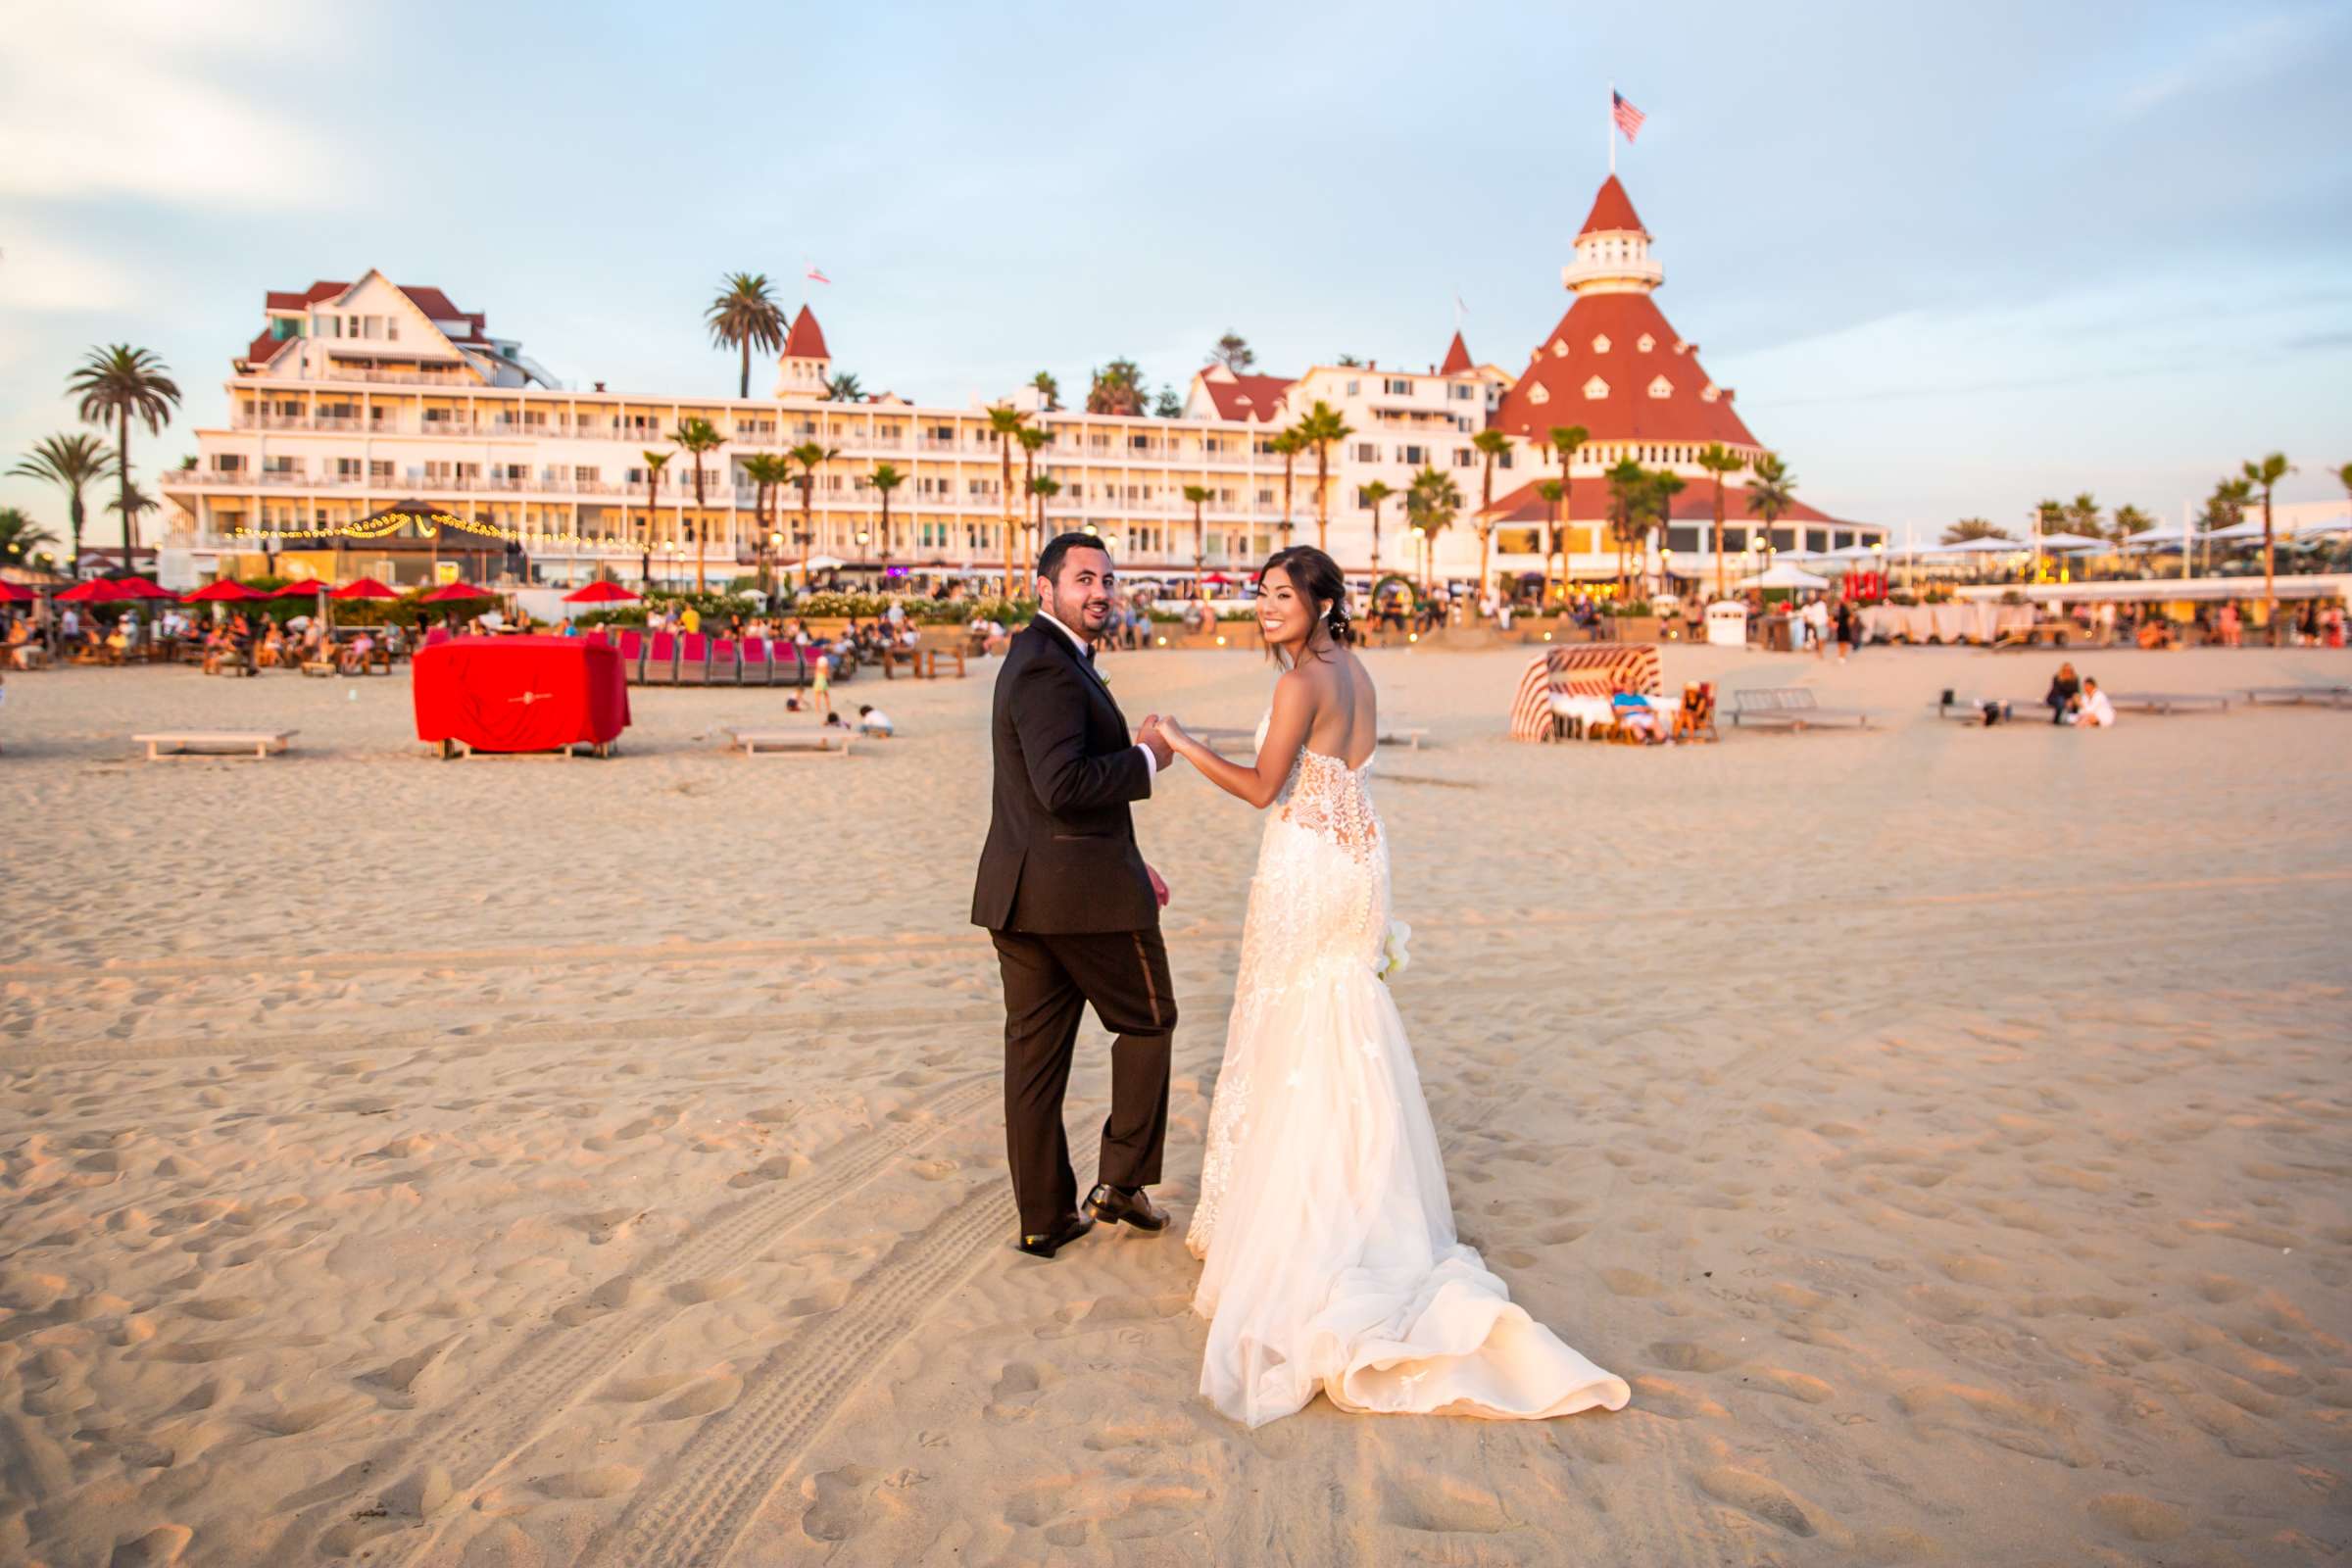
[{"left": 1376, "top": 919, "right": 1412, "bottom": 983}]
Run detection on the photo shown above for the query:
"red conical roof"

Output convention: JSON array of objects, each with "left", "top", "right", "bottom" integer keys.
[
  {"left": 1577, "top": 175, "right": 1647, "bottom": 238},
  {"left": 1440, "top": 331, "right": 1474, "bottom": 375},
  {"left": 784, "top": 304, "right": 829, "bottom": 360},
  {"left": 1491, "top": 293, "right": 1757, "bottom": 448}
]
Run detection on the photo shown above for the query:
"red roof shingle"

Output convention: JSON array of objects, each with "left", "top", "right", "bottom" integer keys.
[
  {"left": 1578, "top": 174, "right": 1647, "bottom": 237},
  {"left": 1440, "top": 331, "right": 1474, "bottom": 375},
  {"left": 1198, "top": 371, "right": 1294, "bottom": 423},
  {"left": 1491, "top": 292, "right": 1757, "bottom": 448},
  {"left": 784, "top": 305, "right": 830, "bottom": 360}
]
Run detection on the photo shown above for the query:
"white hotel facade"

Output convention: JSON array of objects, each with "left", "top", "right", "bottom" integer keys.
[{"left": 159, "top": 175, "right": 1884, "bottom": 590}]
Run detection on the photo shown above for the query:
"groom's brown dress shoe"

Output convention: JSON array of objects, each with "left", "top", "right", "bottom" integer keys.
[
  {"left": 1016, "top": 1211, "right": 1095, "bottom": 1259},
  {"left": 1083, "top": 1183, "right": 1169, "bottom": 1233}
]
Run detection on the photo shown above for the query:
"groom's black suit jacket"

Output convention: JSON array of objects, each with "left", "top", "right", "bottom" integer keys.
[{"left": 970, "top": 620, "right": 1158, "bottom": 934}]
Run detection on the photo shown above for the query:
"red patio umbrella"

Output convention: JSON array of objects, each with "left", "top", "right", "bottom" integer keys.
[
  {"left": 420, "top": 581, "right": 494, "bottom": 602},
  {"left": 57, "top": 578, "right": 139, "bottom": 604},
  {"left": 563, "top": 581, "right": 641, "bottom": 604},
  {"left": 330, "top": 577, "right": 399, "bottom": 601},
  {"left": 182, "top": 581, "right": 264, "bottom": 603},
  {"left": 0, "top": 582, "right": 35, "bottom": 605},
  {"left": 272, "top": 579, "right": 330, "bottom": 598}
]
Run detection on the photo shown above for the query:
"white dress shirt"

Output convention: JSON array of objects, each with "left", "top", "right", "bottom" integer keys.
[{"left": 1035, "top": 610, "right": 1155, "bottom": 780}]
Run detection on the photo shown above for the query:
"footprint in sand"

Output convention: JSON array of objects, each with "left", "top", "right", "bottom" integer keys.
[
  {"left": 804, "top": 1464, "right": 888, "bottom": 1543},
  {"left": 2085, "top": 1492, "right": 2190, "bottom": 1543},
  {"left": 1692, "top": 1467, "right": 1823, "bottom": 1539},
  {"left": 533, "top": 1463, "right": 641, "bottom": 1499}
]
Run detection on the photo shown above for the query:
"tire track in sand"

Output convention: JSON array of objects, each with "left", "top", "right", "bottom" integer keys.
[{"left": 362, "top": 1071, "right": 998, "bottom": 1568}]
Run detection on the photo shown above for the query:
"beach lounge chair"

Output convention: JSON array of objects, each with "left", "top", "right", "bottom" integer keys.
[
  {"left": 644, "top": 631, "right": 679, "bottom": 685},
  {"left": 677, "top": 633, "right": 710, "bottom": 686},
  {"left": 1730, "top": 688, "right": 1873, "bottom": 730},
  {"left": 708, "top": 637, "right": 741, "bottom": 684},
  {"left": 740, "top": 636, "right": 773, "bottom": 686}
]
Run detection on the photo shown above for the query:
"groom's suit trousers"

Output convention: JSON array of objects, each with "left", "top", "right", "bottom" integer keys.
[{"left": 991, "top": 927, "right": 1175, "bottom": 1235}]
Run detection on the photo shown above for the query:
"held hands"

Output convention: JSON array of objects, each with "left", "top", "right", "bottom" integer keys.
[{"left": 1138, "top": 713, "right": 1178, "bottom": 770}]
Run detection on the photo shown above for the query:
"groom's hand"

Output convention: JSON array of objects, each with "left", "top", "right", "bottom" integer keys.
[
  {"left": 1147, "top": 862, "right": 1170, "bottom": 908},
  {"left": 1138, "top": 714, "right": 1175, "bottom": 770}
]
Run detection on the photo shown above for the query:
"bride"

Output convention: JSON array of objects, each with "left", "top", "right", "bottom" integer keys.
[{"left": 1157, "top": 547, "right": 1632, "bottom": 1428}]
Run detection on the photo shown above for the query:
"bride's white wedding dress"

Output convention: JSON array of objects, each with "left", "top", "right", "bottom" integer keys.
[{"left": 1186, "top": 715, "right": 1633, "bottom": 1427}]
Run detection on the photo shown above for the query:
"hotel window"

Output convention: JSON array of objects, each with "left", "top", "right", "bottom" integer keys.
[
  {"left": 1591, "top": 334, "right": 1610, "bottom": 353},
  {"left": 1806, "top": 529, "right": 1830, "bottom": 554},
  {"left": 574, "top": 466, "right": 598, "bottom": 485},
  {"left": 1256, "top": 488, "right": 1274, "bottom": 506},
  {"left": 1451, "top": 384, "right": 1475, "bottom": 400},
  {"left": 369, "top": 460, "right": 393, "bottom": 480},
  {"left": 1648, "top": 377, "right": 1673, "bottom": 399},
  {"left": 335, "top": 459, "right": 361, "bottom": 480},
  {"left": 1353, "top": 442, "right": 1378, "bottom": 462},
  {"left": 264, "top": 456, "right": 300, "bottom": 474},
  {"left": 1383, "top": 377, "right": 1411, "bottom": 396},
  {"left": 1637, "top": 334, "right": 1654, "bottom": 353},
  {"left": 1583, "top": 377, "right": 1609, "bottom": 401},
  {"left": 1529, "top": 383, "right": 1550, "bottom": 405},
  {"left": 1452, "top": 450, "right": 1473, "bottom": 467},
  {"left": 1346, "top": 380, "right": 1360, "bottom": 397},
  {"left": 1401, "top": 445, "right": 1426, "bottom": 466},
  {"left": 214, "top": 454, "right": 244, "bottom": 471}
]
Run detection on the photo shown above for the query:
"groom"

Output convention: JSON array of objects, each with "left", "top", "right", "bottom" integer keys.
[{"left": 972, "top": 532, "right": 1179, "bottom": 1259}]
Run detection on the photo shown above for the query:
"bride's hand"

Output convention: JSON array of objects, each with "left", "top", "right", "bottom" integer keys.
[{"left": 1157, "top": 715, "right": 1195, "bottom": 753}]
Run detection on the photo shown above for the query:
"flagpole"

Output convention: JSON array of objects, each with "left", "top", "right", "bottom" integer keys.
[{"left": 1608, "top": 80, "right": 1616, "bottom": 175}]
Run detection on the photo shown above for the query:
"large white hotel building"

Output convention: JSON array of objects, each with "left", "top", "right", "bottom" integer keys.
[{"left": 160, "top": 175, "right": 1883, "bottom": 589}]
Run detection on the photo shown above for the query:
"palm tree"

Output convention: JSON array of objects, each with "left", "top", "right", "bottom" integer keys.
[
  {"left": 1360, "top": 480, "right": 1394, "bottom": 573},
  {"left": 1745, "top": 453, "right": 1796, "bottom": 573},
  {"left": 1032, "top": 371, "right": 1061, "bottom": 411},
  {"left": 787, "top": 441, "right": 838, "bottom": 585},
  {"left": 1538, "top": 479, "right": 1566, "bottom": 602},
  {"left": 707, "top": 272, "right": 785, "bottom": 399},
  {"left": 1016, "top": 425, "right": 1051, "bottom": 554},
  {"left": 638, "top": 450, "right": 670, "bottom": 586},
  {"left": 1212, "top": 333, "right": 1254, "bottom": 371},
  {"left": 2200, "top": 477, "right": 2251, "bottom": 531},
  {"left": 1335, "top": 354, "right": 1365, "bottom": 368},
  {"left": 2064, "top": 492, "right": 2102, "bottom": 539},
  {"left": 1026, "top": 474, "right": 1061, "bottom": 559},
  {"left": 824, "top": 371, "right": 863, "bottom": 403},
  {"left": 1471, "top": 430, "right": 1509, "bottom": 602},
  {"left": 2242, "top": 452, "right": 2293, "bottom": 641},
  {"left": 868, "top": 462, "right": 906, "bottom": 562},
  {"left": 69, "top": 345, "right": 179, "bottom": 576},
  {"left": 1403, "top": 466, "right": 1461, "bottom": 591},
  {"left": 11, "top": 432, "right": 111, "bottom": 577},
  {"left": 1940, "top": 517, "right": 2014, "bottom": 545},
  {"left": 1695, "top": 443, "right": 1742, "bottom": 600},
  {"left": 1638, "top": 469, "right": 1686, "bottom": 596},
  {"left": 2338, "top": 461, "right": 2352, "bottom": 513},
  {"left": 1085, "top": 360, "right": 1147, "bottom": 416},
  {"left": 668, "top": 416, "right": 726, "bottom": 591},
  {"left": 1604, "top": 461, "right": 1646, "bottom": 598},
  {"left": 986, "top": 405, "right": 1028, "bottom": 589},
  {"left": 741, "top": 453, "right": 787, "bottom": 595},
  {"left": 0, "top": 508, "right": 58, "bottom": 565},
  {"left": 1270, "top": 427, "right": 1304, "bottom": 546},
  {"left": 1297, "top": 402, "right": 1353, "bottom": 554},
  {"left": 1183, "top": 484, "right": 1211, "bottom": 580},
  {"left": 2109, "top": 504, "right": 2155, "bottom": 543},
  {"left": 1545, "top": 425, "right": 1588, "bottom": 605}
]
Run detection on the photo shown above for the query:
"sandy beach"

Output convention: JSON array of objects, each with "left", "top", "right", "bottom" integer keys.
[{"left": 2, "top": 640, "right": 2347, "bottom": 1567}]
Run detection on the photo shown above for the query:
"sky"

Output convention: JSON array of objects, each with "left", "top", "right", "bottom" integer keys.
[{"left": 3, "top": 0, "right": 2348, "bottom": 549}]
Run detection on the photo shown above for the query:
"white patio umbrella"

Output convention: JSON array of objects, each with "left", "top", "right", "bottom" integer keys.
[
  {"left": 1736, "top": 562, "right": 1832, "bottom": 590},
  {"left": 2033, "top": 531, "right": 2108, "bottom": 551},
  {"left": 1918, "top": 536, "right": 2027, "bottom": 555}
]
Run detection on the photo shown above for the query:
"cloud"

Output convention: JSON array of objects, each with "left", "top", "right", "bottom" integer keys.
[
  {"left": 0, "top": 238, "right": 142, "bottom": 314},
  {"left": 0, "top": 0, "right": 339, "bottom": 210}
]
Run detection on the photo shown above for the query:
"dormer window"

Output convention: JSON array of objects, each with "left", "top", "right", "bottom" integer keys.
[
  {"left": 1637, "top": 334, "right": 1655, "bottom": 353},
  {"left": 1528, "top": 383, "right": 1551, "bottom": 406},
  {"left": 1700, "top": 385, "right": 1720, "bottom": 403},
  {"left": 1583, "top": 376, "right": 1609, "bottom": 401},
  {"left": 1550, "top": 340, "right": 1568, "bottom": 358},
  {"left": 1647, "top": 376, "right": 1673, "bottom": 399},
  {"left": 1591, "top": 334, "right": 1611, "bottom": 353}
]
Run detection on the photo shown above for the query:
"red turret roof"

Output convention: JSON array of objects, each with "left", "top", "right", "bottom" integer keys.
[
  {"left": 1491, "top": 292, "right": 1757, "bottom": 448},
  {"left": 784, "top": 305, "right": 830, "bottom": 361},
  {"left": 1198, "top": 371, "right": 1295, "bottom": 423},
  {"left": 1578, "top": 174, "right": 1647, "bottom": 237},
  {"left": 1479, "top": 474, "right": 1839, "bottom": 526},
  {"left": 1440, "top": 331, "right": 1474, "bottom": 375},
  {"left": 264, "top": 279, "right": 480, "bottom": 326}
]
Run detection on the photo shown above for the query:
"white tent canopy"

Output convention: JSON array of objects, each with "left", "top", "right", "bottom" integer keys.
[
  {"left": 1916, "top": 535, "right": 2027, "bottom": 555},
  {"left": 2032, "top": 530, "right": 2108, "bottom": 551},
  {"left": 1737, "top": 562, "right": 1832, "bottom": 590}
]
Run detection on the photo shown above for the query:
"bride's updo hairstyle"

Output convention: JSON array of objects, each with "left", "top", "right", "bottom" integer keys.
[{"left": 1255, "top": 545, "right": 1351, "bottom": 667}]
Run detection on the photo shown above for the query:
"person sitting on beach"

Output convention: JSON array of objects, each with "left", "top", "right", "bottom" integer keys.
[
  {"left": 1670, "top": 682, "right": 1712, "bottom": 742},
  {"left": 2069, "top": 677, "right": 2117, "bottom": 728},
  {"left": 338, "top": 632, "right": 375, "bottom": 673},
  {"left": 2137, "top": 617, "right": 2175, "bottom": 650},
  {"left": 1609, "top": 685, "right": 1661, "bottom": 744},
  {"left": 2045, "top": 662, "right": 2082, "bottom": 724},
  {"left": 857, "top": 703, "right": 895, "bottom": 737}
]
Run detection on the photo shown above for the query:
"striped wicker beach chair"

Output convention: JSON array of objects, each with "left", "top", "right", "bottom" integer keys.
[{"left": 1509, "top": 646, "right": 1663, "bottom": 742}]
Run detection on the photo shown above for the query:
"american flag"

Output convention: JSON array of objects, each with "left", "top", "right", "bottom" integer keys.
[
  {"left": 1612, "top": 90, "right": 1645, "bottom": 142},
  {"left": 806, "top": 263, "right": 831, "bottom": 285}
]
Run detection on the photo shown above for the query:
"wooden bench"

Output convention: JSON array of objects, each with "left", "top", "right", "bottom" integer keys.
[
  {"left": 2243, "top": 685, "right": 2351, "bottom": 708},
  {"left": 726, "top": 727, "right": 854, "bottom": 757},
  {"left": 1730, "top": 688, "right": 1873, "bottom": 730},
  {"left": 2110, "top": 691, "right": 2230, "bottom": 714},
  {"left": 134, "top": 729, "right": 297, "bottom": 760},
  {"left": 1377, "top": 727, "right": 1428, "bottom": 751},
  {"left": 884, "top": 647, "right": 967, "bottom": 680}
]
